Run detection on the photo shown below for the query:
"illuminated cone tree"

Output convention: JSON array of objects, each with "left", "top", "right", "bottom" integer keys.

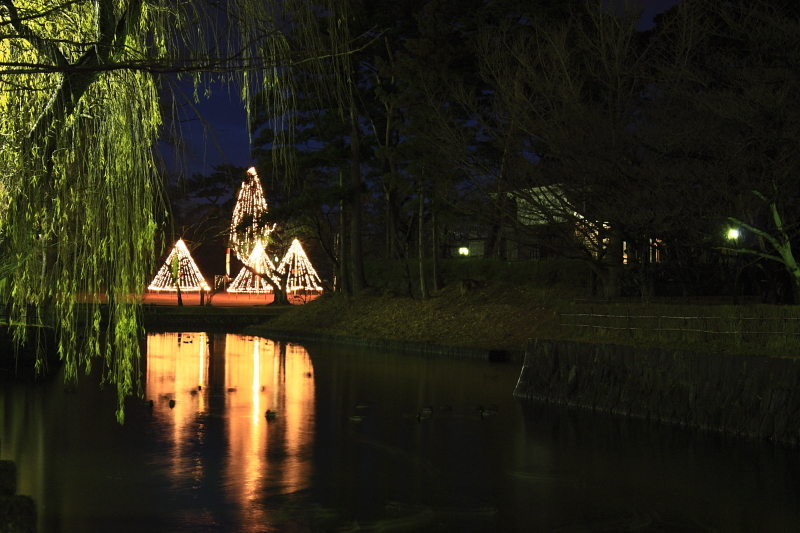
[
  {"left": 228, "top": 241, "right": 281, "bottom": 293},
  {"left": 229, "top": 167, "right": 275, "bottom": 265},
  {"left": 148, "top": 240, "right": 209, "bottom": 292},
  {"left": 277, "top": 239, "right": 323, "bottom": 292}
]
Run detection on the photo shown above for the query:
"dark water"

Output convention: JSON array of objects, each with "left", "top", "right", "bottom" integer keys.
[{"left": 2, "top": 332, "right": 800, "bottom": 533}]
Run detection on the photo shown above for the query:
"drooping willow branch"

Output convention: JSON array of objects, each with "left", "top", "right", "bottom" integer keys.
[{"left": 0, "top": 0, "right": 367, "bottom": 423}]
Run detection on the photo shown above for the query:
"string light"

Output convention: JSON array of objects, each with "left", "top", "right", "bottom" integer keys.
[
  {"left": 228, "top": 241, "right": 281, "bottom": 293},
  {"left": 276, "top": 239, "right": 323, "bottom": 292},
  {"left": 229, "top": 167, "right": 275, "bottom": 264},
  {"left": 148, "top": 239, "right": 209, "bottom": 291},
  {"left": 148, "top": 169, "right": 325, "bottom": 298}
]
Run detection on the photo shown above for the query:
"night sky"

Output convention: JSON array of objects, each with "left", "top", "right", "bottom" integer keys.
[{"left": 166, "top": 0, "right": 680, "bottom": 178}]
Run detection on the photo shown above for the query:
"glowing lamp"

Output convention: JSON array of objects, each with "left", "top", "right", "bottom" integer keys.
[
  {"left": 727, "top": 228, "right": 740, "bottom": 240},
  {"left": 458, "top": 247, "right": 469, "bottom": 256}
]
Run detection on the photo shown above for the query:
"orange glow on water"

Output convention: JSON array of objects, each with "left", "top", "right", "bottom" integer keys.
[
  {"left": 198, "top": 334, "right": 206, "bottom": 390},
  {"left": 146, "top": 332, "right": 208, "bottom": 483},
  {"left": 145, "top": 332, "right": 315, "bottom": 531}
]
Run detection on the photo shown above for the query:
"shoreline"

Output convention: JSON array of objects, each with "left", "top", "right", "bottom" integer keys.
[
  {"left": 515, "top": 338, "right": 800, "bottom": 445},
  {"left": 243, "top": 326, "right": 526, "bottom": 363},
  {"left": 5, "top": 291, "right": 798, "bottom": 445},
  {"left": 244, "top": 325, "right": 800, "bottom": 445}
]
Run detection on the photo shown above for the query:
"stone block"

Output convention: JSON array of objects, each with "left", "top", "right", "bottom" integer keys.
[
  {"left": 0, "top": 495, "right": 36, "bottom": 533},
  {"left": 774, "top": 409, "right": 788, "bottom": 440},
  {"left": 0, "top": 461, "right": 16, "bottom": 496},
  {"left": 758, "top": 413, "right": 775, "bottom": 440},
  {"left": 517, "top": 337, "right": 800, "bottom": 443},
  {"left": 722, "top": 404, "right": 741, "bottom": 432}
]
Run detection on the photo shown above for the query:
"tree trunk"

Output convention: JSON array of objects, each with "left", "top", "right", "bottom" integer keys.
[
  {"left": 432, "top": 209, "right": 441, "bottom": 292},
  {"left": 338, "top": 170, "right": 351, "bottom": 294},
  {"left": 349, "top": 111, "right": 367, "bottom": 291},
  {"left": 172, "top": 256, "right": 183, "bottom": 306},
  {"left": 588, "top": 266, "right": 597, "bottom": 297},
  {"left": 418, "top": 187, "right": 429, "bottom": 300},
  {"left": 385, "top": 189, "right": 394, "bottom": 260},
  {"left": 602, "top": 228, "right": 624, "bottom": 299},
  {"left": 727, "top": 200, "right": 800, "bottom": 305},
  {"left": 791, "top": 278, "right": 800, "bottom": 306},
  {"left": 272, "top": 269, "right": 290, "bottom": 305},
  {"left": 485, "top": 80, "right": 523, "bottom": 260},
  {"left": 640, "top": 239, "right": 654, "bottom": 303},
  {"left": 385, "top": 175, "right": 401, "bottom": 260},
  {"left": 487, "top": 192, "right": 509, "bottom": 260},
  {"left": 25, "top": 0, "right": 146, "bottom": 184}
]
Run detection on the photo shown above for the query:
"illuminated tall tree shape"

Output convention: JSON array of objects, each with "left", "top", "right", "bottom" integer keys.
[
  {"left": 148, "top": 240, "right": 209, "bottom": 292},
  {"left": 228, "top": 241, "right": 280, "bottom": 293},
  {"left": 229, "top": 167, "right": 276, "bottom": 265},
  {"left": 277, "top": 239, "right": 323, "bottom": 292}
]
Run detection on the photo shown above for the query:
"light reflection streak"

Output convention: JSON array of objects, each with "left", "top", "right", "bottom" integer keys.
[
  {"left": 282, "top": 343, "right": 313, "bottom": 492},
  {"left": 199, "top": 332, "right": 206, "bottom": 388},
  {"left": 146, "top": 332, "right": 208, "bottom": 483},
  {"left": 198, "top": 332, "right": 206, "bottom": 413},
  {"left": 252, "top": 338, "right": 260, "bottom": 426},
  {"left": 145, "top": 332, "right": 315, "bottom": 532}
]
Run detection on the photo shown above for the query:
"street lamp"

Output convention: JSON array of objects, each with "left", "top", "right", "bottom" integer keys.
[{"left": 727, "top": 228, "right": 740, "bottom": 240}]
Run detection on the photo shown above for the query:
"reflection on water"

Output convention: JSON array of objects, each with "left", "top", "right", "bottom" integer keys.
[
  {"left": 145, "top": 332, "right": 315, "bottom": 531},
  {"left": 2, "top": 333, "right": 800, "bottom": 532}
]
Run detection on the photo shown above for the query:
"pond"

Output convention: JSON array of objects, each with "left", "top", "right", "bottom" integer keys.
[{"left": 2, "top": 332, "right": 800, "bottom": 532}]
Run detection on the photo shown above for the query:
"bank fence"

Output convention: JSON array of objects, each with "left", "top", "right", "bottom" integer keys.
[
  {"left": 0, "top": 303, "right": 51, "bottom": 327},
  {"left": 559, "top": 304, "right": 800, "bottom": 353}
]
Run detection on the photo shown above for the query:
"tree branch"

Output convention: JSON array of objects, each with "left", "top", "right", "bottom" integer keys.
[
  {"left": 26, "top": 0, "right": 146, "bottom": 180},
  {"left": 0, "top": 0, "right": 69, "bottom": 68},
  {"left": 728, "top": 216, "right": 783, "bottom": 251},
  {"left": 716, "top": 246, "right": 783, "bottom": 263},
  {"left": 0, "top": 0, "right": 84, "bottom": 26}
]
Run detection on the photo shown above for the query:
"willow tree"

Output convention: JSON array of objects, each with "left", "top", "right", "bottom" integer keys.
[{"left": 0, "top": 0, "right": 350, "bottom": 421}]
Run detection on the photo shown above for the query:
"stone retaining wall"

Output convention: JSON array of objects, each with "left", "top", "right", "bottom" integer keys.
[
  {"left": 0, "top": 441, "right": 36, "bottom": 533},
  {"left": 514, "top": 338, "right": 800, "bottom": 444}
]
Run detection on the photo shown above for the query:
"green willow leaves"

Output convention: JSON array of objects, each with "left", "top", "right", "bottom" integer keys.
[{"left": 0, "top": 0, "right": 351, "bottom": 422}]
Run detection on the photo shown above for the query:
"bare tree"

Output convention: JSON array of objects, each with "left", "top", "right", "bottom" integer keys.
[
  {"left": 645, "top": 0, "right": 800, "bottom": 302},
  {"left": 422, "top": 3, "right": 672, "bottom": 298}
]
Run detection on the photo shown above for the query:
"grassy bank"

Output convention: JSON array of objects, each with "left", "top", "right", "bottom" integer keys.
[
  {"left": 266, "top": 282, "right": 563, "bottom": 352},
  {"left": 264, "top": 259, "right": 800, "bottom": 358}
]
